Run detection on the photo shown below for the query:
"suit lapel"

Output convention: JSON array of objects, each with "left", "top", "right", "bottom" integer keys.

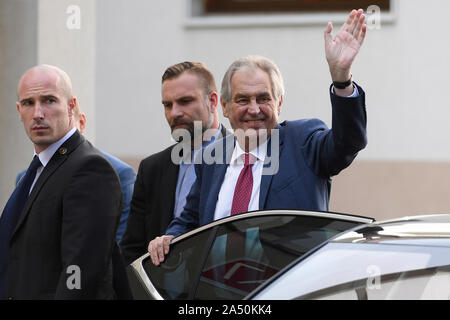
[
  {"left": 219, "top": 123, "right": 232, "bottom": 139},
  {"left": 161, "top": 146, "right": 179, "bottom": 227},
  {"left": 204, "top": 134, "right": 234, "bottom": 218},
  {"left": 12, "top": 131, "right": 84, "bottom": 237},
  {"left": 259, "top": 124, "right": 284, "bottom": 209}
]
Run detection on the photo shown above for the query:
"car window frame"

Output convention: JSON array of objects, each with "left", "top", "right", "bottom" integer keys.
[{"left": 129, "top": 226, "right": 219, "bottom": 300}]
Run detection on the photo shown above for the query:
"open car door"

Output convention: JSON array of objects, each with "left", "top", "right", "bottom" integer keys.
[{"left": 126, "top": 209, "right": 373, "bottom": 300}]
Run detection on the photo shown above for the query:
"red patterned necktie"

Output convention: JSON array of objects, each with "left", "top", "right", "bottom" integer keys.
[
  {"left": 224, "top": 153, "right": 255, "bottom": 282},
  {"left": 230, "top": 153, "right": 255, "bottom": 215}
]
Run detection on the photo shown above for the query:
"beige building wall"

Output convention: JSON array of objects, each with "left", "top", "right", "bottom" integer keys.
[
  {"left": 37, "top": 0, "right": 96, "bottom": 141},
  {"left": 0, "top": 0, "right": 38, "bottom": 210},
  {"left": 331, "top": 161, "right": 450, "bottom": 220},
  {"left": 2, "top": 0, "right": 450, "bottom": 221}
]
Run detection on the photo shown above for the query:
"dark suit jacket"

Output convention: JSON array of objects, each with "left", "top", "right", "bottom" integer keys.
[
  {"left": 120, "top": 125, "right": 229, "bottom": 265},
  {"left": 166, "top": 84, "right": 367, "bottom": 237},
  {"left": 5, "top": 130, "right": 124, "bottom": 299},
  {"left": 15, "top": 151, "right": 136, "bottom": 244}
]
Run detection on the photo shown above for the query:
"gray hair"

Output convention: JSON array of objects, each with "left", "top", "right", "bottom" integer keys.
[{"left": 220, "top": 55, "right": 285, "bottom": 103}]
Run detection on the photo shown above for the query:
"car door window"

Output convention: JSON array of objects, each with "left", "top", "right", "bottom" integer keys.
[
  {"left": 141, "top": 228, "right": 214, "bottom": 299},
  {"left": 195, "top": 215, "right": 360, "bottom": 299}
]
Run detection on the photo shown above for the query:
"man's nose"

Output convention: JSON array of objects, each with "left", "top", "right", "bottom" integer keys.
[
  {"left": 170, "top": 104, "right": 184, "bottom": 118},
  {"left": 33, "top": 102, "right": 44, "bottom": 119},
  {"left": 247, "top": 99, "right": 261, "bottom": 115}
]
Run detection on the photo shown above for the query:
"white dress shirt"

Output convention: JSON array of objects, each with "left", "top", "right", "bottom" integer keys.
[
  {"left": 29, "top": 127, "right": 77, "bottom": 193},
  {"left": 213, "top": 139, "right": 268, "bottom": 220}
]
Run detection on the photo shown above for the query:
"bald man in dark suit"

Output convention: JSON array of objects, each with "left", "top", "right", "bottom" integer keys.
[{"left": 0, "top": 65, "right": 125, "bottom": 299}]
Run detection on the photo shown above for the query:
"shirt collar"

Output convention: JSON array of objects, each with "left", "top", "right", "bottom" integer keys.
[
  {"left": 33, "top": 127, "right": 77, "bottom": 167},
  {"left": 231, "top": 138, "right": 268, "bottom": 166}
]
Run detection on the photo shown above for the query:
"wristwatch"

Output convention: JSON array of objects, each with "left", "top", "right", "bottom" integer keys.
[{"left": 333, "top": 75, "right": 353, "bottom": 89}]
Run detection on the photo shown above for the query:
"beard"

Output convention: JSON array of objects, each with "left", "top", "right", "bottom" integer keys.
[
  {"left": 171, "top": 119, "right": 195, "bottom": 138},
  {"left": 171, "top": 109, "right": 214, "bottom": 143}
]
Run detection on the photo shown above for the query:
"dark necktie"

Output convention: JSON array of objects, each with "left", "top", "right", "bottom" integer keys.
[
  {"left": 230, "top": 153, "right": 255, "bottom": 215},
  {"left": 0, "top": 155, "right": 42, "bottom": 298}
]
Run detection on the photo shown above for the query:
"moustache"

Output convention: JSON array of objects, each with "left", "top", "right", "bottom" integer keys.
[
  {"left": 171, "top": 119, "right": 192, "bottom": 126},
  {"left": 170, "top": 119, "right": 194, "bottom": 131},
  {"left": 31, "top": 121, "right": 50, "bottom": 129},
  {"left": 243, "top": 115, "right": 266, "bottom": 121}
]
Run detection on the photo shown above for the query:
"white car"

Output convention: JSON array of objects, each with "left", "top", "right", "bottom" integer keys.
[{"left": 249, "top": 214, "right": 450, "bottom": 300}]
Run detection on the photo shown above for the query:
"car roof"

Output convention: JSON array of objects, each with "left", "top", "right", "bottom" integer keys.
[{"left": 332, "top": 213, "right": 450, "bottom": 245}]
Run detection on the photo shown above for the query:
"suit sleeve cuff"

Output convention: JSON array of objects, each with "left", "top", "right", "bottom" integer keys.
[{"left": 330, "top": 84, "right": 359, "bottom": 98}]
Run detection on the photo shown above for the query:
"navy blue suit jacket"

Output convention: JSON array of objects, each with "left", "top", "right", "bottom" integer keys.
[
  {"left": 166, "top": 84, "right": 367, "bottom": 238},
  {"left": 16, "top": 151, "right": 136, "bottom": 243}
]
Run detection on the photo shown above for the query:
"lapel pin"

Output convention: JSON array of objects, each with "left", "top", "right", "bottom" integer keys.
[{"left": 59, "top": 147, "right": 67, "bottom": 155}]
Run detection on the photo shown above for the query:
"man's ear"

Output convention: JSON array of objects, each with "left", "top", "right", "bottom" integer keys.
[
  {"left": 68, "top": 97, "right": 76, "bottom": 116},
  {"left": 208, "top": 91, "right": 218, "bottom": 113},
  {"left": 78, "top": 113, "right": 87, "bottom": 134},
  {"left": 16, "top": 102, "right": 23, "bottom": 122},
  {"left": 221, "top": 98, "right": 229, "bottom": 118},
  {"left": 277, "top": 95, "right": 283, "bottom": 115}
]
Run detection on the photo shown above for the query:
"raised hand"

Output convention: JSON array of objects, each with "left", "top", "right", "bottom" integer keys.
[{"left": 325, "top": 9, "right": 367, "bottom": 83}]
